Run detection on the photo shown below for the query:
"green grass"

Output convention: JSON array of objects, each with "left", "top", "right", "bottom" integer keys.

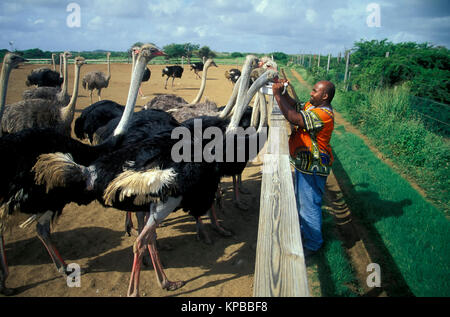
[
  {"left": 331, "top": 125, "right": 450, "bottom": 296},
  {"left": 307, "top": 210, "right": 361, "bottom": 297}
]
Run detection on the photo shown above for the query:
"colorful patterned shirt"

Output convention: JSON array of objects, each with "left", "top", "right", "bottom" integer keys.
[{"left": 289, "top": 101, "right": 334, "bottom": 176}]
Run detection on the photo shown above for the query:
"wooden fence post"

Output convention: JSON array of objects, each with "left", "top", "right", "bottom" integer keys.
[
  {"left": 327, "top": 53, "right": 331, "bottom": 74},
  {"left": 253, "top": 83, "right": 309, "bottom": 297},
  {"left": 344, "top": 50, "right": 350, "bottom": 83}
]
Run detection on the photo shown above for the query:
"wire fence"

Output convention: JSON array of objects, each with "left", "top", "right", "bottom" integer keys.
[{"left": 24, "top": 57, "right": 245, "bottom": 66}]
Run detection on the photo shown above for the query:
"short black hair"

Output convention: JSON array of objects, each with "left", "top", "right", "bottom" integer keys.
[{"left": 324, "top": 81, "right": 335, "bottom": 102}]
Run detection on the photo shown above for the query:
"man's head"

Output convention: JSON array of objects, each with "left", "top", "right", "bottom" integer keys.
[{"left": 309, "top": 81, "right": 335, "bottom": 106}]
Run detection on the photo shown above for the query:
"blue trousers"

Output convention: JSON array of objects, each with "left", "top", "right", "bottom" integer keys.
[{"left": 294, "top": 169, "right": 327, "bottom": 251}]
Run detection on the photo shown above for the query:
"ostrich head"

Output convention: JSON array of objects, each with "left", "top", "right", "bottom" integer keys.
[
  {"left": 3, "top": 53, "right": 27, "bottom": 69},
  {"left": 63, "top": 51, "right": 72, "bottom": 59},
  {"left": 112, "top": 43, "right": 165, "bottom": 138},
  {"left": 74, "top": 56, "right": 86, "bottom": 67}
]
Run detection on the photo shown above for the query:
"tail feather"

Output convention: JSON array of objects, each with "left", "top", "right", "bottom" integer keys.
[
  {"left": 103, "top": 168, "right": 177, "bottom": 206},
  {"left": 32, "top": 153, "right": 87, "bottom": 193}
]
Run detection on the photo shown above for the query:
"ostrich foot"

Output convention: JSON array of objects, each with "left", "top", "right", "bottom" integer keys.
[
  {"left": 211, "top": 222, "right": 233, "bottom": 237},
  {"left": 196, "top": 222, "right": 213, "bottom": 245},
  {"left": 62, "top": 266, "right": 86, "bottom": 275},
  {"left": 0, "top": 285, "right": 15, "bottom": 296},
  {"left": 162, "top": 280, "right": 186, "bottom": 291}
]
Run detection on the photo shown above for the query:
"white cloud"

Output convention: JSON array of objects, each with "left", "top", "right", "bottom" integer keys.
[
  {"left": 148, "top": 0, "right": 183, "bottom": 16},
  {"left": 305, "top": 9, "right": 317, "bottom": 23},
  {"left": 34, "top": 19, "right": 45, "bottom": 25},
  {"left": 254, "top": 0, "right": 268, "bottom": 14}
]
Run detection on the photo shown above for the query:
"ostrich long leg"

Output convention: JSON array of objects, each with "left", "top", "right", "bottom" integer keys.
[
  {"left": 35, "top": 210, "right": 68, "bottom": 274},
  {"left": 195, "top": 217, "right": 213, "bottom": 245},
  {"left": 208, "top": 204, "right": 232, "bottom": 237},
  {"left": 237, "top": 174, "right": 250, "bottom": 194},
  {"left": 125, "top": 212, "right": 134, "bottom": 236},
  {"left": 233, "top": 175, "right": 249, "bottom": 210},
  {"left": 127, "top": 197, "right": 184, "bottom": 297}
]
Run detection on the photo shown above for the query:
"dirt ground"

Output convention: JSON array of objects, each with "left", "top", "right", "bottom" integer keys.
[{"left": 2, "top": 61, "right": 266, "bottom": 297}]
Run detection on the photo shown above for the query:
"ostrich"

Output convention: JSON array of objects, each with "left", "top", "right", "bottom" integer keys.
[
  {"left": 225, "top": 68, "right": 241, "bottom": 84},
  {"left": 82, "top": 52, "right": 111, "bottom": 103},
  {"left": 26, "top": 56, "right": 63, "bottom": 88},
  {"left": 1, "top": 56, "right": 86, "bottom": 136},
  {"left": 131, "top": 47, "right": 151, "bottom": 98},
  {"left": 22, "top": 51, "right": 72, "bottom": 105},
  {"left": 190, "top": 60, "right": 218, "bottom": 79},
  {"left": 162, "top": 65, "right": 184, "bottom": 89},
  {"left": 0, "top": 44, "right": 165, "bottom": 295},
  {"left": 0, "top": 54, "right": 28, "bottom": 137},
  {"left": 31, "top": 56, "right": 275, "bottom": 296}
]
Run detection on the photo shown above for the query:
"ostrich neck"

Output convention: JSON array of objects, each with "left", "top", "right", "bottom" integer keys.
[
  {"left": 106, "top": 55, "right": 111, "bottom": 80},
  {"left": 59, "top": 55, "right": 63, "bottom": 77},
  {"left": 190, "top": 60, "right": 212, "bottom": 104},
  {"left": 0, "top": 63, "right": 12, "bottom": 137},
  {"left": 60, "top": 63, "right": 81, "bottom": 125},
  {"left": 113, "top": 55, "right": 147, "bottom": 137},
  {"left": 52, "top": 55, "right": 56, "bottom": 71},
  {"left": 131, "top": 53, "right": 136, "bottom": 82},
  {"left": 218, "top": 76, "right": 241, "bottom": 119},
  {"left": 227, "top": 56, "right": 257, "bottom": 129},
  {"left": 61, "top": 54, "right": 69, "bottom": 97}
]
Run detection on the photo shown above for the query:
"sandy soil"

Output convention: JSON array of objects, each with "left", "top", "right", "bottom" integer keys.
[{"left": 2, "top": 61, "right": 266, "bottom": 297}]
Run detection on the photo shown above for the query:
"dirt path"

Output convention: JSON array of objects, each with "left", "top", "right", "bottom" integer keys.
[{"left": 2, "top": 62, "right": 264, "bottom": 297}]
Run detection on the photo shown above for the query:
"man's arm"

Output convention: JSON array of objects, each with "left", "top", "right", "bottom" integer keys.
[{"left": 272, "top": 82, "right": 305, "bottom": 128}]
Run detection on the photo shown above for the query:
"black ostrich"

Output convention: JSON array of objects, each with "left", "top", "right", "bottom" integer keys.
[
  {"left": 0, "top": 45, "right": 165, "bottom": 295},
  {"left": 225, "top": 68, "right": 241, "bottom": 84},
  {"left": 26, "top": 65, "right": 63, "bottom": 88},
  {"left": 32, "top": 55, "right": 275, "bottom": 297},
  {"left": 22, "top": 51, "right": 72, "bottom": 106}
]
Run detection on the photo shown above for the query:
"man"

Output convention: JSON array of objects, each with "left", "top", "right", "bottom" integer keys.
[{"left": 272, "top": 80, "right": 335, "bottom": 256}]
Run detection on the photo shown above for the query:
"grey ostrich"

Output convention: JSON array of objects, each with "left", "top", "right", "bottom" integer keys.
[
  {"left": 1, "top": 56, "right": 86, "bottom": 136},
  {"left": 22, "top": 51, "right": 72, "bottom": 105},
  {"left": 82, "top": 52, "right": 111, "bottom": 103},
  {"left": 0, "top": 53, "right": 28, "bottom": 137}
]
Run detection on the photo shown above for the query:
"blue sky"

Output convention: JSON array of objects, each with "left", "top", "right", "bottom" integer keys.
[{"left": 1, "top": 0, "right": 449, "bottom": 55}]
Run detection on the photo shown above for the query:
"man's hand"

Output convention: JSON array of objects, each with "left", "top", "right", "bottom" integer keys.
[{"left": 272, "top": 79, "right": 289, "bottom": 96}]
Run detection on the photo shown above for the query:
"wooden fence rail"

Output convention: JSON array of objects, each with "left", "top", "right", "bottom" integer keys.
[{"left": 253, "top": 89, "right": 309, "bottom": 297}]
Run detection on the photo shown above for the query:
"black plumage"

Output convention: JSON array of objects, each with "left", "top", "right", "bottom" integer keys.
[
  {"left": 162, "top": 65, "right": 183, "bottom": 89},
  {"left": 142, "top": 67, "right": 151, "bottom": 82},
  {"left": 26, "top": 68, "right": 63, "bottom": 88},
  {"left": 74, "top": 100, "right": 125, "bottom": 143}
]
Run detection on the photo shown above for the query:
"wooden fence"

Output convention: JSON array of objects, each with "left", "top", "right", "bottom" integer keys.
[{"left": 253, "top": 87, "right": 309, "bottom": 297}]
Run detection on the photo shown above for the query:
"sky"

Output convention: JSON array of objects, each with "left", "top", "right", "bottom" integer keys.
[{"left": 1, "top": 0, "right": 449, "bottom": 55}]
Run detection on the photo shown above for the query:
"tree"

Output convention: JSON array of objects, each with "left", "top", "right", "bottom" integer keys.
[
  {"left": 183, "top": 43, "right": 200, "bottom": 63},
  {"left": 163, "top": 43, "right": 186, "bottom": 59},
  {"left": 197, "top": 46, "right": 216, "bottom": 60}
]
